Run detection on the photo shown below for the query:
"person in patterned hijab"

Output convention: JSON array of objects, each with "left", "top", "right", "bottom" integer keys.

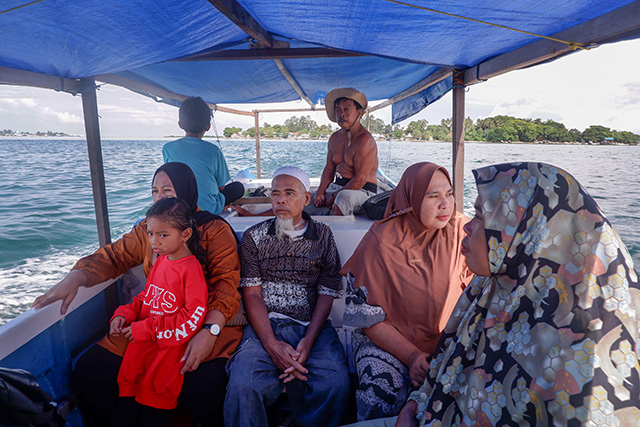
[{"left": 396, "top": 162, "right": 640, "bottom": 427}]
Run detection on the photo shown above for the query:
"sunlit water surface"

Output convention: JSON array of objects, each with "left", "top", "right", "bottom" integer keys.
[{"left": 1, "top": 138, "right": 638, "bottom": 324}]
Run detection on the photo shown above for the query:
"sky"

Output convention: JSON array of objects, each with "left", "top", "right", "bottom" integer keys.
[{"left": 0, "top": 38, "right": 639, "bottom": 138}]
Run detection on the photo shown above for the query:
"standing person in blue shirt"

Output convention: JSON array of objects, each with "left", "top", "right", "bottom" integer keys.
[{"left": 163, "top": 96, "right": 244, "bottom": 215}]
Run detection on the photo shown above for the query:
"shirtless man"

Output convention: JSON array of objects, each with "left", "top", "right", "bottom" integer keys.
[{"left": 312, "top": 88, "right": 379, "bottom": 215}]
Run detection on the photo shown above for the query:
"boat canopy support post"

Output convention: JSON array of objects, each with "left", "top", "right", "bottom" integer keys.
[
  {"left": 81, "top": 78, "right": 111, "bottom": 247},
  {"left": 452, "top": 71, "right": 465, "bottom": 213},
  {"left": 273, "top": 59, "right": 314, "bottom": 107},
  {"left": 254, "top": 111, "right": 262, "bottom": 179}
]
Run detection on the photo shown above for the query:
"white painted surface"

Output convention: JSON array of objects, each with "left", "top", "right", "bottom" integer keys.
[{"left": 0, "top": 278, "right": 117, "bottom": 360}]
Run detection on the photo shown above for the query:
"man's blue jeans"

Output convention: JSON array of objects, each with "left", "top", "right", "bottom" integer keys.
[{"left": 224, "top": 318, "right": 350, "bottom": 427}]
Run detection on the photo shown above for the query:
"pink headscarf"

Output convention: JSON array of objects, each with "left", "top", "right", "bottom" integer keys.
[{"left": 341, "top": 162, "right": 472, "bottom": 354}]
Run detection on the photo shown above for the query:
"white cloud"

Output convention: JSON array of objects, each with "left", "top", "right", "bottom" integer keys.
[
  {"left": 0, "top": 97, "right": 38, "bottom": 108},
  {"left": 40, "top": 106, "right": 83, "bottom": 124},
  {"left": 98, "top": 104, "right": 150, "bottom": 114},
  {"left": 21, "top": 98, "right": 37, "bottom": 107},
  {"left": 460, "top": 38, "right": 640, "bottom": 133}
]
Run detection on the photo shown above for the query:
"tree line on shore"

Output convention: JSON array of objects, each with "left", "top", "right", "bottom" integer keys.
[
  {"left": 223, "top": 114, "right": 640, "bottom": 144},
  {"left": 1, "top": 129, "right": 72, "bottom": 137},
  {"left": 224, "top": 116, "right": 335, "bottom": 140}
]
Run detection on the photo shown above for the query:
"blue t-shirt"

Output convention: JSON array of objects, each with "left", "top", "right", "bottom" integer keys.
[{"left": 162, "top": 137, "right": 231, "bottom": 214}]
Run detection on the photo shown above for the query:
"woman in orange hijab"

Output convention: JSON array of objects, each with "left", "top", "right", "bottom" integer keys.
[{"left": 341, "top": 162, "right": 473, "bottom": 421}]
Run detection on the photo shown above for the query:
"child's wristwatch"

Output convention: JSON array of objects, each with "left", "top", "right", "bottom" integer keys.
[{"left": 202, "top": 323, "right": 221, "bottom": 336}]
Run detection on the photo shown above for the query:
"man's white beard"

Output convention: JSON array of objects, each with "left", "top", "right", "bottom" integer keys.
[{"left": 275, "top": 217, "right": 295, "bottom": 239}]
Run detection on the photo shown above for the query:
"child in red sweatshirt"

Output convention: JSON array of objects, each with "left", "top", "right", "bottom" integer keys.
[{"left": 109, "top": 197, "right": 207, "bottom": 426}]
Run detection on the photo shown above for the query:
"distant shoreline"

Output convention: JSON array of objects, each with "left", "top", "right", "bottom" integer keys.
[
  {"left": 0, "top": 133, "right": 81, "bottom": 138},
  {"left": 0, "top": 135, "right": 637, "bottom": 146},
  {"left": 211, "top": 137, "right": 639, "bottom": 146},
  {"left": 0, "top": 135, "right": 84, "bottom": 139}
]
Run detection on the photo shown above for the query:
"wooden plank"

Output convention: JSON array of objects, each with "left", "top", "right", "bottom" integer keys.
[
  {"left": 254, "top": 112, "right": 262, "bottom": 179},
  {"left": 368, "top": 68, "right": 452, "bottom": 113},
  {"left": 465, "top": 1, "right": 640, "bottom": 85},
  {"left": 207, "top": 0, "right": 287, "bottom": 49},
  {"left": 94, "top": 73, "right": 254, "bottom": 116},
  {"left": 234, "top": 196, "right": 272, "bottom": 205},
  {"left": 80, "top": 78, "right": 111, "bottom": 247},
  {"left": 175, "top": 47, "right": 366, "bottom": 61},
  {"left": 273, "top": 59, "right": 314, "bottom": 107},
  {"left": 451, "top": 82, "right": 465, "bottom": 212},
  {"left": 0, "top": 65, "right": 83, "bottom": 93}
]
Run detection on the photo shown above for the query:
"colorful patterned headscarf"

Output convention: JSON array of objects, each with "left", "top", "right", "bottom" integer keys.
[{"left": 412, "top": 162, "right": 640, "bottom": 426}]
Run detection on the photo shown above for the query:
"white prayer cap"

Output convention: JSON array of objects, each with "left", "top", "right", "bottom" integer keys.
[{"left": 272, "top": 166, "right": 311, "bottom": 192}]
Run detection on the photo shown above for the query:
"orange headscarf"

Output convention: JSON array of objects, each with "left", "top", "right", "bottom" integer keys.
[{"left": 341, "top": 162, "right": 472, "bottom": 354}]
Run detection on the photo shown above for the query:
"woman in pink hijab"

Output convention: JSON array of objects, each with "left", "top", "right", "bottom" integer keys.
[{"left": 341, "top": 162, "right": 473, "bottom": 421}]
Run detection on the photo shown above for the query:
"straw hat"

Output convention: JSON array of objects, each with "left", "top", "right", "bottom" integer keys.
[{"left": 325, "top": 88, "right": 368, "bottom": 123}]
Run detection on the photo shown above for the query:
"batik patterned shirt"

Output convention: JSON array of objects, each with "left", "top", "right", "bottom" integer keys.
[{"left": 240, "top": 212, "right": 342, "bottom": 322}]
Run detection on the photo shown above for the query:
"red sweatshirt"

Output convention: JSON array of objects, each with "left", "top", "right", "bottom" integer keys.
[{"left": 112, "top": 254, "right": 207, "bottom": 409}]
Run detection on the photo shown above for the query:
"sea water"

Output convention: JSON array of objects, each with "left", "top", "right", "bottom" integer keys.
[{"left": 1, "top": 138, "right": 638, "bottom": 325}]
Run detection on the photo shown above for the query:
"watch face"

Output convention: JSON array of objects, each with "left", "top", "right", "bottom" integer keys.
[{"left": 209, "top": 324, "right": 221, "bottom": 335}]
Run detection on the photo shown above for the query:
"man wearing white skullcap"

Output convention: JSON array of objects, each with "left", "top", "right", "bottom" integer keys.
[
  {"left": 272, "top": 165, "right": 311, "bottom": 192},
  {"left": 225, "top": 165, "right": 350, "bottom": 426}
]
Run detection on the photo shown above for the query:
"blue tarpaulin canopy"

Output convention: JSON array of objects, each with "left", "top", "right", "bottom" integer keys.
[{"left": 1, "top": 0, "right": 639, "bottom": 123}]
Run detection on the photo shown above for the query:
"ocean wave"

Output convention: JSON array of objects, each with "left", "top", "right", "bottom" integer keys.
[
  {"left": 1, "top": 139, "right": 639, "bottom": 325},
  {"left": 0, "top": 250, "right": 84, "bottom": 325}
]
